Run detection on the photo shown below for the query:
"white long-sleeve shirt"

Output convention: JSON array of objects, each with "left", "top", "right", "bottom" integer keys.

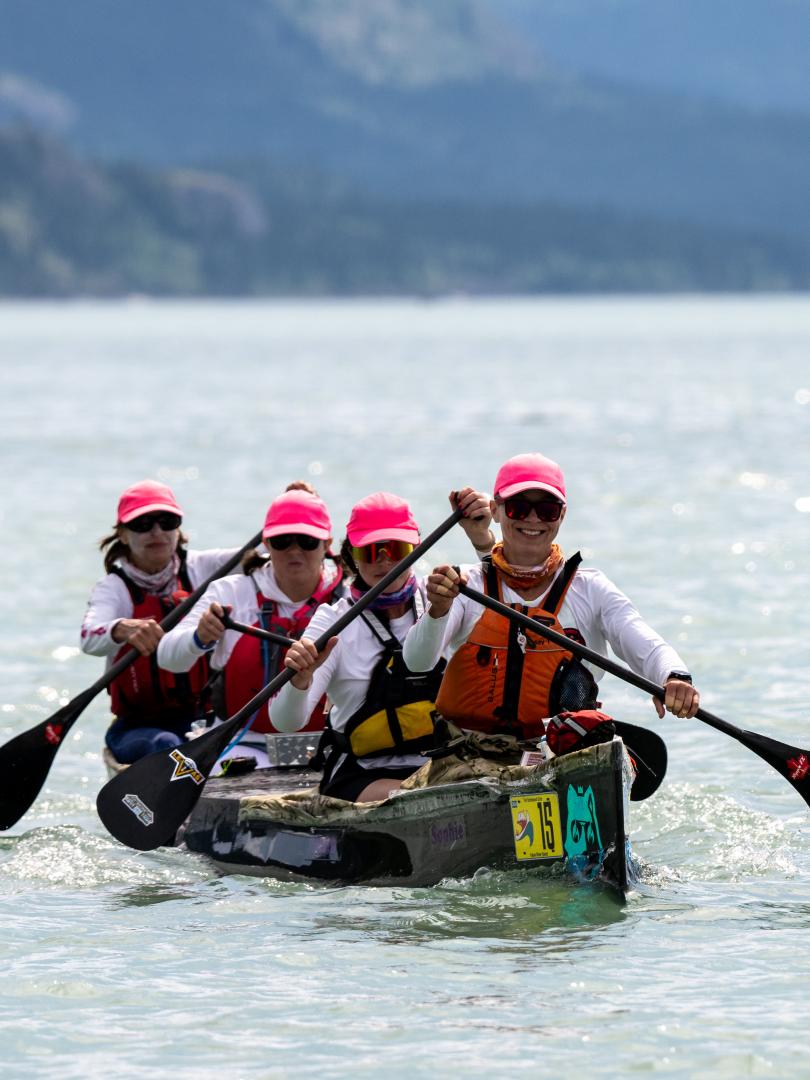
[
  {"left": 80, "top": 548, "right": 239, "bottom": 666},
  {"left": 270, "top": 582, "right": 430, "bottom": 770},
  {"left": 157, "top": 561, "right": 342, "bottom": 675},
  {"left": 401, "top": 561, "right": 689, "bottom": 692}
]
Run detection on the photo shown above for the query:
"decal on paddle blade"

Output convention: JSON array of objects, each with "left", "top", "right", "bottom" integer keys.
[
  {"left": 788, "top": 754, "right": 809, "bottom": 781},
  {"left": 168, "top": 749, "right": 205, "bottom": 785},
  {"left": 44, "top": 723, "right": 63, "bottom": 746},
  {"left": 123, "top": 793, "right": 155, "bottom": 827},
  {"left": 510, "top": 793, "right": 562, "bottom": 860}
]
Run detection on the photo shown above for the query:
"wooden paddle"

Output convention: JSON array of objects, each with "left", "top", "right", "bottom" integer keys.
[
  {"left": 458, "top": 582, "right": 810, "bottom": 809},
  {"left": 0, "top": 530, "right": 263, "bottom": 831},
  {"left": 96, "top": 507, "right": 465, "bottom": 850}
]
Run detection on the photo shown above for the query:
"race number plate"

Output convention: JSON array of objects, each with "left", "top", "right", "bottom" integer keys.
[{"left": 510, "top": 793, "right": 563, "bottom": 861}]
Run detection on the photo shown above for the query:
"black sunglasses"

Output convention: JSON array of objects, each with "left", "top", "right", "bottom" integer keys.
[
  {"left": 501, "top": 496, "right": 563, "bottom": 523},
  {"left": 268, "top": 534, "right": 322, "bottom": 551},
  {"left": 125, "top": 512, "right": 182, "bottom": 533}
]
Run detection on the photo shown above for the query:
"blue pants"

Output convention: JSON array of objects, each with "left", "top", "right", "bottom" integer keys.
[{"left": 106, "top": 718, "right": 184, "bottom": 763}]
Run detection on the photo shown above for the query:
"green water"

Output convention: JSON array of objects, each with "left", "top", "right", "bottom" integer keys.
[{"left": 1, "top": 297, "right": 809, "bottom": 1078}]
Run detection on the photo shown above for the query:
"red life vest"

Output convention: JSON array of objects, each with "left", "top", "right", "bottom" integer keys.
[
  {"left": 108, "top": 556, "right": 209, "bottom": 732},
  {"left": 218, "top": 570, "right": 344, "bottom": 734},
  {"left": 435, "top": 553, "right": 597, "bottom": 739}
]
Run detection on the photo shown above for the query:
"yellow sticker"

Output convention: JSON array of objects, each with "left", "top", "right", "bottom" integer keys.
[{"left": 510, "top": 793, "right": 563, "bottom": 861}]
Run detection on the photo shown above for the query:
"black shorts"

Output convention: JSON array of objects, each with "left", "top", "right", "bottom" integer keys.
[{"left": 320, "top": 760, "right": 418, "bottom": 802}]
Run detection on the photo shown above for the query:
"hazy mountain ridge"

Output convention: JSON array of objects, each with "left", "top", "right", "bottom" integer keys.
[
  {"left": 485, "top": 0, "right": 810, "bottom": 113},
  {"left": 3, "top": 125, "right": 809, "bottom": 298},
  {"left": 1, "top": 0, "right": 809, "bottom": 243}
]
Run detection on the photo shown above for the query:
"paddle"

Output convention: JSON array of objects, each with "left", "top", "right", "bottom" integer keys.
[
  {"left": 458, "top": 582, "right": 810, "bottom": 810},
  {"left": 96, "top": 507, "right": 465, "bottom": 850},
  {"left": 216, "top": 610, "right": 670, "bottom": 797},
  {"left": 219, "top": 613, "right": 294, "bottom": 648},
  {"left": 0, "top": 530, "right": 263, "bottom": 831},
  {"left": 612, "top": 720, "right": 667, "bottom": 801}
]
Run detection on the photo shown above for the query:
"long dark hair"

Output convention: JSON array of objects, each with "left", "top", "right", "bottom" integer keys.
[
  {"left": 339, "top": 538, "right": 359, "bottom": 580},
  {"left": 99, "top": 527, "right": 189, "bottom": 574}
]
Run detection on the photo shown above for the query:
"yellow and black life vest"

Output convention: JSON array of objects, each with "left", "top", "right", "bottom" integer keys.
[{"left": 328, "top": 596, "right": 445, "bottom": 760}]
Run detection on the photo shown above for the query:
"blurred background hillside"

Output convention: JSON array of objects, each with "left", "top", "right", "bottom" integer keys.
[{"left": 1, "top": 0, "right": 809, "bottom": 296}]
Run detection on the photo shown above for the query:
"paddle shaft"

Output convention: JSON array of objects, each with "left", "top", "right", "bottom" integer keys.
[
  {"left": 219, "top": 613, "right": 293, "bottom": 648},
  {"left": 457, "top": 582, "right": 742, "bottom": 739},
  {"left": 0, "top": 529, "right": 264, "bottom": 832},
  {"left": 190, "top": 507, "right": 465, "bottom": 734},
  {"left": 80, "top": 531, "right": 264, "bottom": 698},
  {"left": 95, "top": 507, "right": 465, "bottom": 849}
]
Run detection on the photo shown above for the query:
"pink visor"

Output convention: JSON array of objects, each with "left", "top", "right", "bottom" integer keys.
[
  {"left": 262, "top": 489, "right": 332, "bottom": 540},
  {"left": 117, "top": 480, "right": 183, "bottom": 524},
  {"left": 494, "top": 453, "right": 566, "bottom": 502},
  {"left": 346, "top": 492, "right": 420, "bottom": 547}
]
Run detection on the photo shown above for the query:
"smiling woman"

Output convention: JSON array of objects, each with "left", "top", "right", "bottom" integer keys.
[
  {"left": 80, "top": 480, "right": 241, "bottom": 763},
  {"left": 403, "top": 453, "right": 702, "bottom": 749}
]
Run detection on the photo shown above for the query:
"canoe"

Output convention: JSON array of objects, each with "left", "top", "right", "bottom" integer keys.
[{"left": 179, "top": 734, "right": 635, "bottom": 897}]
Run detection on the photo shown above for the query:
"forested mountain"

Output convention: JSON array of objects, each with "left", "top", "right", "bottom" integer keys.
[
  {"left": 3, "top": 126, "right": 809, "bottom": 297},
  {"left": 1, "top": 0, "right": 809, "bottom": 241}
]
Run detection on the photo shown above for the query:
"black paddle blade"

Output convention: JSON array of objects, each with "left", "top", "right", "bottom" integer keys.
[
  {"left": 737, "top": 728, "right": 810, "bottom": 808},
  {"left": 613, "top": 721, "right": 667, "bottom": 802},
  {"left": 95, "top": 720, "right": 237, "bottom": 850},
  {"left": 0, "top": 693, "right": 93, "bottom": 830}
]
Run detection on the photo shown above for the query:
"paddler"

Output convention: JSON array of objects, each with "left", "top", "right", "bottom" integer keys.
[
  {"left": 80, "top": 479, "right": 242, "bottom": 762},
  {"left": 402, "top": 453, "right": 700, "bottom": 747},
  {"left": 271, "top": 489, "right": 493, "bottom": 802},
  {"left": 157, "top": 485, "right": 343, "bottom": 769}
]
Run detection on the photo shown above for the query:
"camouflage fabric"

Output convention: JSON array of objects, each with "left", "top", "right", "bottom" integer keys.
[
  {"left": 235, "top": 739, "right": 624, "bottom": 827},
  {"left": 401, "top": 753, "right": 539, "bottom": 790}
]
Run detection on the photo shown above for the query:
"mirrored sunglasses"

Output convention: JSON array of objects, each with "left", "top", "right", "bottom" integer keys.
[
  {"left": 268, "top": 533, "right": 322, "bottom": 551},
  {"left": 125, "top": 512, "right": 182, "bottom": 533},
  {"left": 501, "top": 496, "right": 563, "bottom": 523},
  {"left": 349, "top": 539, "right": 415, "bottom": 564}
]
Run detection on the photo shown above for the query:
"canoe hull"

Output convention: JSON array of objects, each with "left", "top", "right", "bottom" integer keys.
[{"left": 182, "top": 737, "right": 633, "bottom": 895}]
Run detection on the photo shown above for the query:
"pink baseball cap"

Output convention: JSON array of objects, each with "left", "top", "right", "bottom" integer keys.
[
  {"left": 494, "top": 453, "right": 566, "bottom": 502},
  {"left": 117, "top": 480, "right": 183, "bottom": 524},
  {"left": 346, "top": 492, "right": 420, "bottom": 546},
  {"left": 262, "top": 489, "right": 332, "bottom": 541}
]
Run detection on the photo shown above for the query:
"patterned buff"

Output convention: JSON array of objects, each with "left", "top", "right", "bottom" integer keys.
[
  {"left": 119, "top": 553, "right": 181, "bottom": 596},
  {"left": 350, "top": 573, "right": 418, "bottom": 610},
  {"left": 489, "top": 542, "right": 565, "bottom": 594}
]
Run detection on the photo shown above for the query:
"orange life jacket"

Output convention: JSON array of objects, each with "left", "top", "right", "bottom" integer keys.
[
  {"left": 435, "top": 553, "right": 597, "bottom": 739},
  {"left": 108, "top": 555, "right": 209, "bottom": 732}
]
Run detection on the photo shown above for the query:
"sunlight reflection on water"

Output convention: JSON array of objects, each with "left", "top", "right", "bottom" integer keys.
[{"left": 1, "top": 296, "right": 809, "bottom": 1077}]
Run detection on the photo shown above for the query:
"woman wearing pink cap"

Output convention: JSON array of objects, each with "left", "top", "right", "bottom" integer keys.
[
  {"left": 157, "top": 486, "right": 344, "bottom": 768},
  {"left": 272, "top": 489, "right": 493, "bottom": 802},
  {"left": 403, "top": 453, "right": 700, "bottom": 741},
  {"left": 80, "top": 480, "right": 241, "bottom": 762}
]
